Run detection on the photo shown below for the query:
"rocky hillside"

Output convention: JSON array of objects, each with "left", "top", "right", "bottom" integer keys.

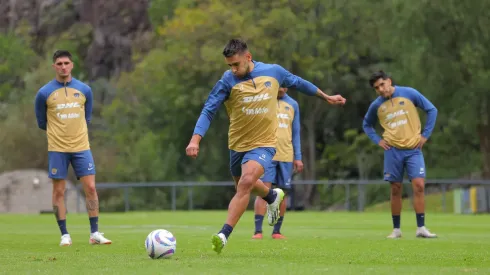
[{"left": 1, "top": 0, "right": 153, "bottom": 80}]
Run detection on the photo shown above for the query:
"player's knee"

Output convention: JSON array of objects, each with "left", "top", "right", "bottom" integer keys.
[
  {"left": 52, "top": 187, "right": 65, "bottom": 201},
  {"left": 412, "top": 179, "right": 425, "bottom": 194},
  {"left": 80, "top": 175, "right": 97, "bottom": 196},
  {"left": 237, "top": 173, "right": 255, "bottom": 193},
  {"left": 390, "top": 183, "right": 402, "bottom": 197},
  {"left": 52, "top": 180, "right": 66, "bottom": 200},
  {"left": 83, "top": 183, "right": 97, "bottom": 196}
]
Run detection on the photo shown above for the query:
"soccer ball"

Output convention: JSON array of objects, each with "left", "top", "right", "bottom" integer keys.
[{"left": 145, "top": 229, "right": 177, "bottom": 259}]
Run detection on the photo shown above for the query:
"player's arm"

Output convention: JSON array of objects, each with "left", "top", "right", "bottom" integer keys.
[
  {"left": 84, "top": 87, "right": 93, "bottom": 125},
  {"left": 362, "top": 101, "right": 382, "bottom": 145},
  {"left": 187, "top": 79, "right": 230, "bottom": 158},
  {"left": 411, "top": 89, "right": 438, "bottom": 139},
  {"left": 292, "top": 101, "right": 304, "bottom": 173},
  {"left": 34, "top": 90, "right": 47, "bottom": 130},
  {"left": 276, "top": 64, "right": 345, "bottom": 105},
  {"left": 192, "top": 80, "right": 230, "bottom": 139},
  {"left": 292, "top": 102, "right": 302, "bottom": 161}
]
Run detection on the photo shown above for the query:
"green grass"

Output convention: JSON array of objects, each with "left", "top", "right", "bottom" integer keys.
[
  {"left": 366, "top": 191, "right": 455, "bottom": 213},
  {"left": 0, "top": 211, "right": 489, "bottom": 274}
]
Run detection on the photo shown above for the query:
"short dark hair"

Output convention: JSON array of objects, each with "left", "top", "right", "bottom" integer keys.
[
  {"left": 369, "top": 70, "right": 393, "bottom": 87},
  {"left": 222, "top": 39, "right": 248, "bottom": 58},
  {"left": 52, "top": 50, "right": 72, "bottom": 63}
]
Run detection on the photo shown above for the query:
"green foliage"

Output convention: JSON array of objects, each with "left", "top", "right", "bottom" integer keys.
[
  {"left": 99, "top": 47, "right": 231, "bottom": 183},
  {"left": 0, "top": 101, "right": 48, "bottom": 171},
  {"left": 0, "top": 61, "right": 59, "bottom": 172},
  {"left": 0, "top": 33, "right": 38, "bottom": 103},
  {"left": 149, "top": 0, "right": 197, "bottom": 29},
  {"left": 2, "top": 0, "right": 490, "bottom": 210}
]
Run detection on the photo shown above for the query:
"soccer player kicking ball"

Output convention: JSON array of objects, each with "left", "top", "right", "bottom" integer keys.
[
  {"left": 362, "top": 70, "right": 438, "bottom": 239},
  {"left": 186, "top": 39, "right": 345, "bottom": 254},
  {"left": 35, "top": 50, "right": 112, "bottom": 246},
  {"left": 252, "top": 87, "right": 303, "bottom": 240}
]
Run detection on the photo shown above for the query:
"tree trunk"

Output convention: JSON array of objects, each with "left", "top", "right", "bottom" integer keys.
[
  {"left": 302, "top": 100, "right": 324, "bottom": 208},
  {"left": 302, "top": 115, "right": 316, "bottom": 208},
  {"left": 478, "top": 95, "right": 490, "bottom": 179}
]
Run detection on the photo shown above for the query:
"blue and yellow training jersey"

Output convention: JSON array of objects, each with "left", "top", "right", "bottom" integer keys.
[
  {"left": 35, "top": 78, "right": 93, "bottom": 152},
  {"left": 362, "top": 85, "right": 438, "bottom": 149},
  {"left": 273, "top": 94, "right": 301, "bottom": 162},
  {"left": 193, "top": 61, "right": 317, "bottom": 152}
]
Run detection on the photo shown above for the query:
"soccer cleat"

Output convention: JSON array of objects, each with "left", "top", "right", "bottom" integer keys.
[
  {"left": 211, "top": 233, "right": 227, "bottom": 254},
  {"left": 266, "top": 188, "right": 285, "bottom": 226},
  {"left": 387, "top": 229, "right": 402, "bottom": 239},
  {"left": 89, "top": 232, "right": 112, "bottom": 245},
  {"left": 416, "top": 226, "right": 437, "bottom": 238},
  {"left": 251, "top": 233, "right": 263, "bottom": 239},
  {"left": 272, "top": 233, "right": 286, "bottom": 239},
  {"left": 60, "top": 234, "right": 72, "bottom": 246}
]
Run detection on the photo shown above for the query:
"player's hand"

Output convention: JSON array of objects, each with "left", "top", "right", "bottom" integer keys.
[
  {"left": 293, "top": 160, "right": 304, "bottom": 173},
  {"left": 186, "top": 135, "right": 202, "bottom": 159},
  {"left": 378, "top": 140, "right": 391, "bottom": 150},
  {"left": 417, "top": 136, "right": 428, "bottom": 149},
  {"left": 186, "top": 142, "right": 199, "bottom": 159},
  {"left": 326, "top": 94, "right": 346, "bottom": 106}
]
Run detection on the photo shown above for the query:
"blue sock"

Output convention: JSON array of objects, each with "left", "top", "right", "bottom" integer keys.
[
  {"left": 262, "top": 188, "right": 277, "bottom": 204},
  {"left": 219, "top": 224, "right": 233, "bottom": 239},
  {"left": 254, "top": 214, "right": 264, "bottom": 234},
  {"left": 89, "top": 216, "right": 99, "bottom": 233},
  {"left": 392, "top": 215, "right": 401, "bottom": 229},
  {"left": 273, "top": 216, "right": 284, "bottom": 234},
  {"left": 416, "top": 213, "right": 425, "bottom": 227},
  {"left": 57, "top": 219, "right": 68, "bottom": 235}
]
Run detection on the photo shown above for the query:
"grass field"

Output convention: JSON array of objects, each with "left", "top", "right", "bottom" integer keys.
[{"left": 0, "top": 211, "right": 488, "bottom": 274}]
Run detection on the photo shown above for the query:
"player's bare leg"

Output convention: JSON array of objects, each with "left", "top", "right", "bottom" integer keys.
[
  {"left": 80, "top": 175, "right": 112, "bottom": 245},
  {"left": 252, "top": 182, "right": 271, "bottom": 239},
  {"left": 412, "top": 178, "right": 437, "bottom": 238},
  {"left": 52, "top": 179, "right": 67, "bottom": 224},
  {"left": 224, "top": 162, "right": 281, "bottom": 227},
  {"left": 387, "top": 182, "right": 402, "bottom": 239},
  {"left": 81, "top": 175, "right": 99, "bottom": 217},
  {"left": 226, "top": 162, "right": 263, "bottom": 227},
  {"left": 53, "top": 179, "right": 71, "bottom": 246},
  {"left": 272, "top": 196, "right": 287, "bottom": 239},
  {"left": 212, "top": 161, "right": 284, "bottom": 253}
]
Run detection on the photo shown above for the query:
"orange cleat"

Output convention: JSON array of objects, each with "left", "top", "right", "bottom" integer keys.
[
  {"left": 252, "top": 233, "right": 263, "bottom": 239},
  {"left": 272, "top": 233, "right": 286, "bottom": 239}
]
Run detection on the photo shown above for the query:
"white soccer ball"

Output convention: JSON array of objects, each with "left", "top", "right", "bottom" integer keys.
[{"left": 145, "top": 229, "right": 177, "bottom": 259}]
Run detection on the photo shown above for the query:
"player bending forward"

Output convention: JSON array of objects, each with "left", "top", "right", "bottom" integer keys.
[
  {"left": 252, "top": 87, "right": 303, "bottom": 239},
  {"left": 186, "top": 39, "right": 345, "bottom": 254},
  {"left": 35, "top": 50, "right": 112, "bottom": 246},
  {"left": 362, "top": 70, "right": 438, "bottom": 239}
]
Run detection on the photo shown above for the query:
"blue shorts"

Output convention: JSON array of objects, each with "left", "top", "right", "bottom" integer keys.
[
  {"left": 48, "top": 150, "right": 96, "bottom": 180},
  {"left": 229, "top": 147, "right": 276, "bottom": 177},
  {"left": 261, "top": 161, "right": 293, "bottom": 190},
  {"left": 384, "top": 147, "right": 425, "bottom": 182}
]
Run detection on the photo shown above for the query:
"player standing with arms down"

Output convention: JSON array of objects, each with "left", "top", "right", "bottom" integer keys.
[
  {"left": 35, "top": 50, "right": 112, "bottom": 246},
  {"left": 186, "top": 39, "right": 346, "bottom": 254},
  {"left": 252, "top": 87, "right": 303, "bottom": 239},
  {"left": 362, "top": 71, "right": 438, "bottom": 239}
]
